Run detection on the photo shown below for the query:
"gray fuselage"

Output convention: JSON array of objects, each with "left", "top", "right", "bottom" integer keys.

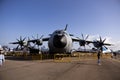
[{"left": 48, "top": 30, "right": 72, "bottom": 54}]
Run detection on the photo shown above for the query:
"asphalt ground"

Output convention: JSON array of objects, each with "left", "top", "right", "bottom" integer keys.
[{"left": 0, "top": 57, "right": 120, "bottom": 80}]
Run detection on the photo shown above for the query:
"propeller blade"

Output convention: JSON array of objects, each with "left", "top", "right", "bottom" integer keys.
[
  {"left": 28, "top": 37, "right": 30, "bottom": 41},
  {"left": 84, "top": 46, "right": 86, "bottom": 51},
  {"left": 20, "top": 45, "right": 23, "bottom": 50},
  {"left": 32, "top": 36, "right": 35, "bottom": 39},
  {"left": 16, "top": 38, "right": 19, "bottom": 42},
  {"left": 81, "top": 34, "right": 84, "bottom": 40},
  {"left": 85, "top": 35, "right": 89, "bottom": 40},
  {"left": 40, "top": 35, "right": 44, "bottom": 39},
  {"left": 27, "top": 37, "right": 31, "bottom": 47},
  {"left": 37, "top": 34, "right": 38, "bottom": 39},
  {"left": 23, "top": 37, "right": 26, "bottom": 41},
  {"left": 103, "top": 38, "right": 106, "bottom": 43},
  {"left": 20, "top": 36, "right": 22, "bottom": 41},
  {"left": 16, "top": 45, "right": 19, "bottom": 49},
  {"left": 104, "top": 45, "right": 108, "bottom": 49},
  {"left": 100, "top": 36, "right": 102, "bottom": 42}
]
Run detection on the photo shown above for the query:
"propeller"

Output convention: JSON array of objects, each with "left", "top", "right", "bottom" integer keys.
[
  {"left": 78, "top": 34, "right": 89, "bottom": 50},
  {"left": 31, "top": 34, "right": 43, "bottom": 49},
  {"left": 79, "top": 34, "right": 89, "bottom": 46},
  {"left": 93, "top": 36, "right": 111, "bottom": 52},
  {"left": 10, "top": 36, "right": 26, "bottom": 50}
]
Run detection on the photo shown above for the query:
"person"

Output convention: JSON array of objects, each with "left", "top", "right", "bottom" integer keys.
[
  {"left": 0, "top": 48, "right": 5, "bottom": 67},
  {"left": 97, "top": 50, "right": 101, "bottom": 65},
  {"left": 113, "top": 52, "right": 117, "bottom": 59}
]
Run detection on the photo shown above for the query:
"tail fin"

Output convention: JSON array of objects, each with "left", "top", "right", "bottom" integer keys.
[{"left": 64, "top": 24, "right": 68, "bottom": 31}]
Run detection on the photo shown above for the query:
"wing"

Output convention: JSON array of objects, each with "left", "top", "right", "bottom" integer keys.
[
  {"left": 28, "top": 39, "right": 37, "bottom": 43},
  {"left": 71, "top": 37, "right": 79, "bottom": 42},
  {"left": 9, "top": 42, "right": 20, "bottom": 44},
  {"left": 103, "top": 43, "right": 112, "bottom": 46},
  {"left": 71, "top": 37, "right": 93, "bottom": 44},
  {"left": 42, "top": 37, "right": 50, "bottom": 41},
  {"left": 28, "top": 37, "right": 50, "bottom": 43}
]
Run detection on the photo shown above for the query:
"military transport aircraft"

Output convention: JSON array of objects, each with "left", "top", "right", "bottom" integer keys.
[{"left": 10, "top": 24, "right": 112, "bottom": 54}]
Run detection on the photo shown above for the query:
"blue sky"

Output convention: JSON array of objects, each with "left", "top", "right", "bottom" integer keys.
[{"left": 0, "top": 0, "right": 120, "bottom": 50}]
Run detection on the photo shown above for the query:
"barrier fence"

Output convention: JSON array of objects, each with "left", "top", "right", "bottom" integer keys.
[
  {"left": 54, "top": 54, "right": 71, "bottom": 62},
  {"left": 6, "top": 52, "right": 113, "bottom": 62}
]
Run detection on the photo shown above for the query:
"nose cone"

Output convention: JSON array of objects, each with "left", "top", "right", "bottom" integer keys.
[{"left": 53, "top": 34, "right": 67, "bottom": 48}]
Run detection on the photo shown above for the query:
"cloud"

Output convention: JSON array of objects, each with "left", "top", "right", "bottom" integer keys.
[{"left": 108, "top": 41, "right": 120, "bottom": 51}]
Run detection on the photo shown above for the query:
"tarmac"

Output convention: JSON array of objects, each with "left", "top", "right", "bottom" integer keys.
[{"left": 0, "top": 57, "right": 120, "bottom": 80}]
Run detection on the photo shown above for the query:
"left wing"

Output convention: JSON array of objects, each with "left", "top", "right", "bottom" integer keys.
[{"left": 28, "top": 37, "right": 50, "bottom": 43}]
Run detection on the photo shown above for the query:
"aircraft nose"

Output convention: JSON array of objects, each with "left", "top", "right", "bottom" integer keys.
[{"left": 53, "top": 35, "right": 67, "bottom": 48}]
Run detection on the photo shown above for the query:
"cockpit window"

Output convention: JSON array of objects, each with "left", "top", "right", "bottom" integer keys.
[
  {"left": 58, "top": 31, "right": 61, "bottom": 34},
  {"left": 55, "top": 30, "right": 61, "bottom": 33},
  {"left": 54, "top": 30, "right": 66, "bottom": 35}
]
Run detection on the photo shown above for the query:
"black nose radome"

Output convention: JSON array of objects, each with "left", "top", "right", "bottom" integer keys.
[{"left": 53, "top": 35, "right": 67, "bottom": 48}]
